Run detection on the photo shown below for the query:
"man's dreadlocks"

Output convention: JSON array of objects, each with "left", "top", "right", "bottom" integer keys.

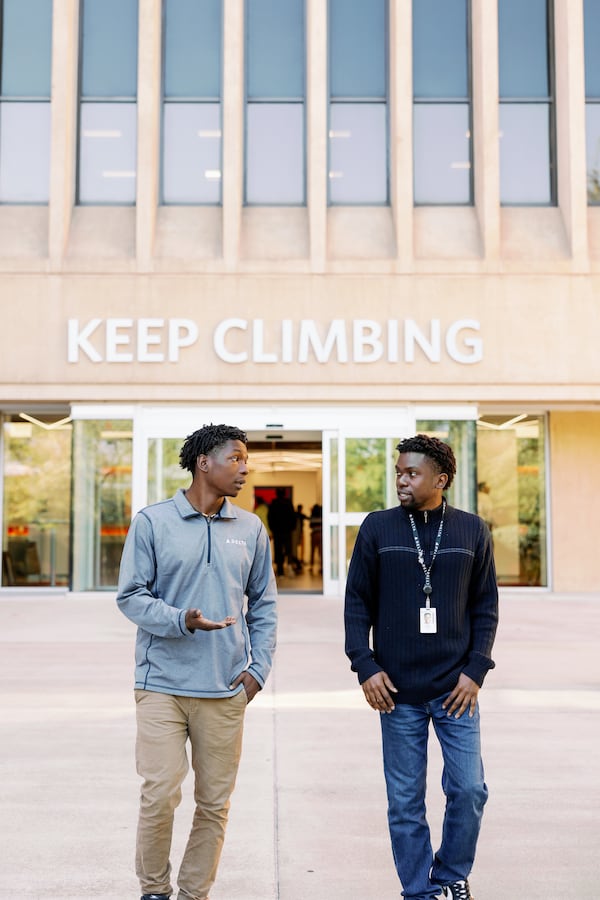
[{"left": 179, "top": 424, "right": 248, "bottom": 474}]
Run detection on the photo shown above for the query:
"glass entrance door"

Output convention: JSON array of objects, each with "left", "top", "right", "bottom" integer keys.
[
  {"left": 322, "top": 415, "right": 415, "bottom": 595},
  {"left": 66, "top": 403, "right": 478, "bottom": 595},
  {"left": 125, "top": 405, "right": 418, "bottom": 596},
  {"left": 71, "top": 417, "right": 133, "bottom": 591}
]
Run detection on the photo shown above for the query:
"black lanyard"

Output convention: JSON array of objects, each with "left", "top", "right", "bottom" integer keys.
[{"left": 408, "top": 499, "right": 446, "bottom": 605}]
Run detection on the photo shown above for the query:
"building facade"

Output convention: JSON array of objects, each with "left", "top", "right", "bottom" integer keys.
[{"left": 1, "top": 0, "right": 599, "bottom": 596}]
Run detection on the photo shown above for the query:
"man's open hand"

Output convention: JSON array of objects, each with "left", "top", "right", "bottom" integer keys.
[{"left": 185, "top": 609, "right": 236, "bottom": 632}]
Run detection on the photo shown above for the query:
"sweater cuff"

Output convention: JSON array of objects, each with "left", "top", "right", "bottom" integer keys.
[
  {"left": 247, "top": 665, "right": 265, "bottom": 689},
  {"left": 178, "top": 608, "right": 196, "bottom": 638},
  {"left": 357, "top": 659, "right": 383, "bottom": 685},
  {"left": 463, "top": 651, "right": 495, "bottom": 687}
]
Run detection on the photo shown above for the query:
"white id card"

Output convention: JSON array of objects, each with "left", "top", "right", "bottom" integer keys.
[{"left": 420, "top": 607, "right": 437, "bottom": 634}]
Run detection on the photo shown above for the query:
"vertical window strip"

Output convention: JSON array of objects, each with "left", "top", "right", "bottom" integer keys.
[
  {"left": 412, "top": 0, "right": 472, "bottom": 206},
  {"left": 244, "top": 0, "right": 306, "bottom": 205},
  {"left": 584, "top": 0, "right": 600, "bottom": 204},
  {"left": 498, "top": 0, "right": 555, "bottom": 206},
  {"left": 0, "top": 0, "right": 52, "bottom": 203},
  {"left": 161, "top": 0, "right": 223, "bottom": 205},
  {"left": 328, "top": 0, "right": 389, "bottom": 205},
  {"left": 77, "top": 0, "right": 139, "bottom": 205}
]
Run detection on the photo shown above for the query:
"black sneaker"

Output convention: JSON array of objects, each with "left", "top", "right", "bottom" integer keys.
[
  {"left": 442, "top": 881, "right": 474, "bottom": 900},
  {"left": 141, "top": 894, "right": 171, "bottom": 900}
]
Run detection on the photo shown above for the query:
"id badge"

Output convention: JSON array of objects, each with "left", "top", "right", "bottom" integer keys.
[{"left": 420, "top": 607, "right": 437, "bottom": 634}]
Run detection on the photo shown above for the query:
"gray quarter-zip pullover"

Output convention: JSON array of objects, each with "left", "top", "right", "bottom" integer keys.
[{"left": 116, "top": 489, "right": 277, "bottom": 698}]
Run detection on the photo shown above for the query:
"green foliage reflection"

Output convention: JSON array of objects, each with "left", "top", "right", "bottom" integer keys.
[{"left": 345, "top": 438, "right": 388, "bottom": 513}]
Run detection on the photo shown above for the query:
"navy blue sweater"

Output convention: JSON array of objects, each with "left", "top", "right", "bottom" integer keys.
[{"left": 344, "top": 502, "right": 498, "bottom": 704}]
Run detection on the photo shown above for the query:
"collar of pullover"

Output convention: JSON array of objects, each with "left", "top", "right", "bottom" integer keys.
[
  {"left": 400, "top": 501, "right": 445, "bottom": 525},
  {"left": 175, "top": 489, "right": 238, "bottom": 520}
]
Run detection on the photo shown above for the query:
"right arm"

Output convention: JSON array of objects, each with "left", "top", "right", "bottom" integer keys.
[
  {"left": 116, "top": 513, "right": 234, "bottom": 637},
  {"left": 344, "top": 519, "right": 396, "bottom": 710}
]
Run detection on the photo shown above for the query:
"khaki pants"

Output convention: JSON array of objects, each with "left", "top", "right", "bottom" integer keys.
[{"left": 134, "top": 689, "right": 247, "bottom": 900}]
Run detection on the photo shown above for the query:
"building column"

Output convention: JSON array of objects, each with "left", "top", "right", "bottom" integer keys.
[
  {"left": 471, "top": 0, "right": 500, "bottom": 261},
  {"left": 307, "top": 0, "right": 327, "bottom": 272},
  {"left": 222, "top": 0, "right": 244, "bottom": 269},
  {"left": 389, "top": 0, "right": 413, "bottom": 266},
  {"left": 48, "top": 0, "right": 80, "bottom": 266},
  {"left": 136, "top": 0, "right": 162, "bottom": 269},
  {"left": 554, "top": 0, "right": 588, "bottom": 265}
]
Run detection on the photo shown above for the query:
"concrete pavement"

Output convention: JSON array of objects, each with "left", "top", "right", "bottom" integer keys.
[{"left": 1, "top": 589, "right": 599, "bottom": 899}]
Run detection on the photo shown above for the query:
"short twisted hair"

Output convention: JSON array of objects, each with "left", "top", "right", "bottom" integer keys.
[
  {"left": 395, "top": 434, "right": 456, "bottom": 489},
  {"left": 179, "top": 424, "right": 248, "bottom": 474}
]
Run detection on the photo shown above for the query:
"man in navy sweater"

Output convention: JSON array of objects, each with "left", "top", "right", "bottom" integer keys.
[{"left": 345, "top": 435, "right": 498, "bottom": 900}]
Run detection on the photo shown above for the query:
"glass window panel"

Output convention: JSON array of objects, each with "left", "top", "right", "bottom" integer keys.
[
  {"left": 246, "top": 0, "right": 304, "bottom": 99},
  {"left": 476, "top": 415, "right": 547, "bottom": 587},
  {"left": 246, "top": 103, "right": 304, "bottom": 203},
  {"left": 413, "top": 0, "right": 468, "bottom": 99},
  {"left": 585, "top": 0, "right": 600, "bottom": 97},
  {"left": 0, "top": 102, "right": 50, "bottom": 202},
  {"left": 2, "top": 416, "right": 71, "bottom": 588},
  {"left": 413, "top": 103, "right": 471, "bottom": 204},
  {"left": 498, "top": 0, "right": 549, "bottom": 98},
  {"left": 345, "top": 524, "right": 360, "bottom": 576},
  {"left": 345, "top": 438, "right": 388, "bottom": 513},
  {"left": 499, "top": 103, "right": 551, "bottom": 204},
  {"left": 586, "top": 104, "right": 600, "bottom": 204},
  {"left": 329, "top": 0, "right": 386, "bottom": 99},
  {"left": 71, "top": 419, "right": 133, "bottom": 590},
  {"left": 329, "top": 103, "right": 387, "bottom": 203},
  {"left": 81, "top": 0, "right": 139, "bottom": 97},
  {"left": 416, "top": 419, "right": 476, "bottom": 512},
  {"left": 163, "top": 103, "right": 221, "bottom": 203},
  {"left": 148, "top": 438, "right": 189, "bottom": 505},
  {"left": 164, "top": 0, "right": 221, "bottom": 98},
  {"left": 0, "top": 0, "right": 52, "bottom": 97},
  {"left": 79, "top": 102, "right": 137, "bottom": 203}
]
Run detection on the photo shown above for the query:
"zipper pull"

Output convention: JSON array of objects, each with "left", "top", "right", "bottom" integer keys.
[{"left": 424, "top": 510, "right": 428, "bottom": 523}]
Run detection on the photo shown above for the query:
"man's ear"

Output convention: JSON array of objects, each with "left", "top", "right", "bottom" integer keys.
[
  {"left": 196, "top": 454, "right": 209, "bottom": 472},
  {"left": 436, "top": 472, "right": 449, "bottom": 490}
]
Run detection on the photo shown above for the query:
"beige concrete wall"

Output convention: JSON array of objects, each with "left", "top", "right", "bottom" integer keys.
[
  {"left": 550, "top": 412, "right": 600, "bottom": 591},
  {"left": 1, "top": 271, "right": 598, "bottom": 404}
]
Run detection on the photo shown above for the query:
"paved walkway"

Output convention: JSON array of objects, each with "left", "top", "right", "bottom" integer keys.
[{"left": 1, "top": 590, "right": 599, "bottom": 900}]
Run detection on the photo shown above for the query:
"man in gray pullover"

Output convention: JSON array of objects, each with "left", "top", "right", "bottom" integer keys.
[{"left": 117, "top": 424, "right": 277, "bottom": 900}]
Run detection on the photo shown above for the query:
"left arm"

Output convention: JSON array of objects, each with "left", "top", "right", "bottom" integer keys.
[
  {"left": 445, "top": 522, "right": 499, "bottom": 718},
  {"left": 236, "top": 523, "right": 277, "bottom": 699}
]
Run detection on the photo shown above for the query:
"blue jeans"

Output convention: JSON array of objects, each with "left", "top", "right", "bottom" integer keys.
[{"left": 380, "top": 694, "right": 488, "bottom": 900}]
